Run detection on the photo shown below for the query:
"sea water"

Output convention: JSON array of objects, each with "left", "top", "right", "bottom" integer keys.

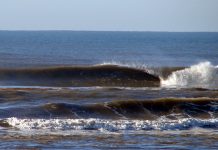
[{"left": 0, "top": 31, "right": 218, "bottom": 149}]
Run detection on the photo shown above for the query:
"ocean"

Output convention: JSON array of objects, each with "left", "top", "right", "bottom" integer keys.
[{"left": 0, "top": 31, "right": 218, "bottom": 149}]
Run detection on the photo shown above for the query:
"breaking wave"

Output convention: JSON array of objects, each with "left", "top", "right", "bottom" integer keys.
[
  {"left": 0, "top": 61, "right": 217, "bottom": 89},
  {"left": 161, "top": 62, "right": 218, "bottom": 89}
]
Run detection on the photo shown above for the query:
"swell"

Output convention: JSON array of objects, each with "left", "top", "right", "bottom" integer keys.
[
  {"left": 1, "top": 98, "right": 218, "bottom": 120},
  {"left": 0, "top": 65, "right": 160, "bottom": 87}
]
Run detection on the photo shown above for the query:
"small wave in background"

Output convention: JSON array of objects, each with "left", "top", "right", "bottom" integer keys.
[{"left": 1, "top": 98, "right": 218, "bottom": 131}]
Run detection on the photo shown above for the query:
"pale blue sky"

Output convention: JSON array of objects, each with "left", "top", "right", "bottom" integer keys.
[{"left": 0, "top": 0, "right": 218, "bottom": 31}]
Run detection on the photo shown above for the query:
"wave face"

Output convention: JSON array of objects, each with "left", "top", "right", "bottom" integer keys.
[
  {"left": 0, "top": 65, "right": 160, "bottom": 87},
  {"left": 161, "top": 62, "right": 218, "bottom": 89}
]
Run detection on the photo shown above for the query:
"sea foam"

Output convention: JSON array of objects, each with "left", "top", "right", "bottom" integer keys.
[
  {"left": 5, "top": 117, "right": 218, "bottom": 132},
  {"left": 161, "top": 62, "right": 218, "bottom": 89}
]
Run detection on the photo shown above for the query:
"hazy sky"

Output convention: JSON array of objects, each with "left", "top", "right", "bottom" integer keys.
[{"left": 0, "top": 0, "right": 218, "bottom": 31}]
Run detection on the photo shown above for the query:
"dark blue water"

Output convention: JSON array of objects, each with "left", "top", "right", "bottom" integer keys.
[
  {"left": 0, "top": 31, "right": 218, "bottom": 68},
  {"left": 1, "top": 31, "right": 218, "bottom": 149}
]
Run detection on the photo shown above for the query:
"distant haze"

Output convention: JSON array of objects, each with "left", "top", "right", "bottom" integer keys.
[{"left": 0, "top": 0, "right": 218, "bottom": 31}]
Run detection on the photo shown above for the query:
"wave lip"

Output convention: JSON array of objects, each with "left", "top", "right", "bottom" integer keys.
[{"left": 161, "top": 61, "right": 218, "bottom": 89}]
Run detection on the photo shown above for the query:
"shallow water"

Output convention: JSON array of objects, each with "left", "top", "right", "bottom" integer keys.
[{"left": 1, "top": 129, "right": 218, "bottom": 149}]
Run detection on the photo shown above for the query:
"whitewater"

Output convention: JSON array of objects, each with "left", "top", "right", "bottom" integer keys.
[{"left": 161, "top": 61, "right": 218, "bottom": 89}]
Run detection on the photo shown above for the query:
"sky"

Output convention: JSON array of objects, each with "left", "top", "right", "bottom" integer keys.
[{"left": 0, "top": 0, "right": 218, "bottom": 31}]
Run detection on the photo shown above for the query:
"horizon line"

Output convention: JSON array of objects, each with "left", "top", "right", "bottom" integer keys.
[{"left": 0, "top": 29, "right": 218, "bottom": 33}]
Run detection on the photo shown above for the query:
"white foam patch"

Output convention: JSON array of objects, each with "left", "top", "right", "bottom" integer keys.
[
  {"left": 5, "top": 117, "right": 218, "bottom": 132},
  {"left": 161, "top": 61, "right": 218, "bottom": 89}
]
